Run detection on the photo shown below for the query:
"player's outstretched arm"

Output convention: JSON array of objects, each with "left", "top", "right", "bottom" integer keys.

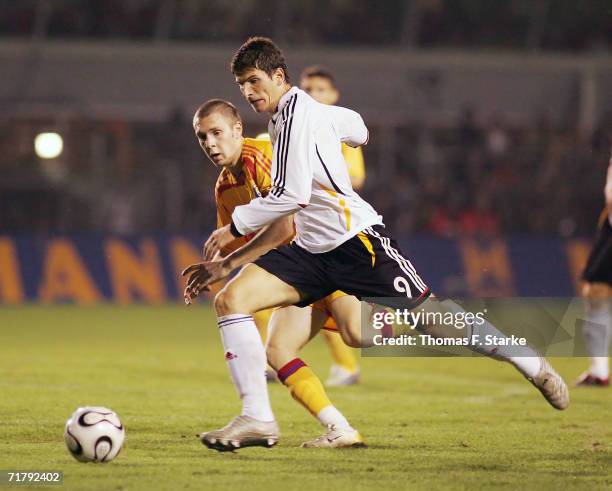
[
  {"left": 222, "top": 215, "right": 293, "bottom": 270},
  {"left": 182, "top": 216, "right": 294, "bottom": 304}
]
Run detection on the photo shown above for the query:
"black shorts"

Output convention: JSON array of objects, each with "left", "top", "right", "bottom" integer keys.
[
  {"left": 583, "top": 217, "right": 612, "bottom": 285},
  {"left": 254, "top": 225, "right": 431, "bottom": 308}
]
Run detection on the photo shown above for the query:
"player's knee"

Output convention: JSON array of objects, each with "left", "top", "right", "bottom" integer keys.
[
  {"left": 341, "top": 333, "right": 361, "bottom": 348},
  {"left": 214, "top": 286, "right": 243, "bottom": 315},
  {"left": 337, "top": 323, "right": 362, "bottom": 348}
]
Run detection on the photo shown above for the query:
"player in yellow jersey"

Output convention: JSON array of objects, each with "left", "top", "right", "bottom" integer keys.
[
  {"left": 192, "top": 98, "right": 365, "bottom": 447},
  {"left": 211, "top": 118, "right": 278, "bottom": 349},
  {"left": 300, "top": 66, "right": 365, "bottom": 386}
]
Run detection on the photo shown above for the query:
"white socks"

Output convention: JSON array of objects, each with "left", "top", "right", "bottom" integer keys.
[
  {"left": 469, "top": 317, "right": 541, "bottom": 378},
  {"left": 441, "top": 300, "right": 541, "bottom": 378},
  {"left": 583, "top": 304, "right": 611, "bottom": 379},
  {"left": 317, "top": 406, "right": 351, "bottom": 429},
  {"left": 218, "top": 314, "right": 275, "bottom": 422}
]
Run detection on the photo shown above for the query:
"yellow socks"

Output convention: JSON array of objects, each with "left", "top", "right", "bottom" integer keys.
[
  {"left": 278, "top": 358, "right": 350, "bottom": 427},
  {"left": 253, "top": 308, "right": 273, "bottom": 342},
  {"left": 322, "top": 330, "right": 358, "bottom": 373},
  {"left": 278, "top": 359, "right": 331, "bottom": 416}
]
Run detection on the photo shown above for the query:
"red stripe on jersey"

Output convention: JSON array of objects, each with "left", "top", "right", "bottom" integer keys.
[
  {"left": 243, "top": 146, "right": 272, "bottom": 169},
  {"left": 242, "top": 157, "right": 272, "bottom": 184},
  {"left": 242, "top": 151, "right": 272, "bottom": 174},
  {"left": 254, "top": 160, "right": 272, "bottom": 177},
  {"left": 243, "top": 143, "right": 272, "bottom": 161},
  {"left": 243, "top": 150, "right": 271, "bottom": 168},
  {"left": 242, "top": 154, "right": 256, "bottom": 177},
  {"left": 216, "top": 170, "right": 238, "bottom": 187}
]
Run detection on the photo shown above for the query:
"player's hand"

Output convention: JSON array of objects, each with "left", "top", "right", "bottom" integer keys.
[
  {"left": 203, "top": 225, "right": 235, "bottom": 261},
  {"left": 181, "top": 263, "right": 209, "bottom": 305},
  {"left": 181, "top": 260, "right": 231, "bottom": 305}
]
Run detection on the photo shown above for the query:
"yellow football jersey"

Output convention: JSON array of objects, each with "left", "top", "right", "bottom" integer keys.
[
  {"left": 215, "top": 138, "right": 273, "bottom": 256},
  {"left": 342, "top": 143, "right": 365, "bottom": 182}
]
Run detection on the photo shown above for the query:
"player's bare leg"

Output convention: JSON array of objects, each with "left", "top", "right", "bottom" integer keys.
[
  {"left": 215, "top": 263, "right": 303, "bottom": 315},
  {"left": 200, "top": 264, "right": 303, "bottom": 452},
  {"left": 412, "top": 297, "right": 569, "bottom": 409},
  {"left": 323, "top": 295, "right": 363, "bottom": 386},
  {"left": 576, "top": 282, "right": 611, "bottom": 387},
  {"left": 267, "top": 305, "right": 365, "bottom": 448},
  {"left": 266, "top": 306, "right": 322, "bottom": 368},
  {"left": 329, "top": 295, "right": 364, "bottom": 348},
  {"left": 321, "top": 293, "right": 569, "bottom": 409}
]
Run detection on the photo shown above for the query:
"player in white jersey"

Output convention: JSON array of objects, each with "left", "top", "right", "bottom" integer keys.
[
  {"left": 298, "top": 66, "right": 366, "bottom": 387},
  {"left": 183, "top": 37, "right": 569, "bottom": 452},
  {"left": 576, "top": 153, "right": 612, "bottom": 387},
  {"left": 234, "top": 88, "right": 380, "bottom": 252}
]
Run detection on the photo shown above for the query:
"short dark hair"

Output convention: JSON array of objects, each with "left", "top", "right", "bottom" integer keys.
[
  {"left": 194, "top": 99, "right": 241, "bottom": 124},
  {"left": 300, "top": 65, "right": 336, "bottom": 87},
  {"left": 231, "top": 36, "right": 290, "bottom": 82}
]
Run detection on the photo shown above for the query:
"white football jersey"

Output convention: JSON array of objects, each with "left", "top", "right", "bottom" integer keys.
[{"left": 232, "top": 87, "right": 383, "bottom": 253}]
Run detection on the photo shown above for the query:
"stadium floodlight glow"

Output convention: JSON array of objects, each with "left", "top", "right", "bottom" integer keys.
[{"left": 34, "top": 132, "right": 64, "bottom": 159}]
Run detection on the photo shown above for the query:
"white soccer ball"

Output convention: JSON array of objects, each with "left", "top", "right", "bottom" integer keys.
[{"left": 64, "top": 406, "right": 125, "bottom": 463}]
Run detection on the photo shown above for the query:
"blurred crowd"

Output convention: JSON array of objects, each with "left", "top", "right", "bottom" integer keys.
[
  {"left": 367, "top": 112, "right": 611, "bottom": 238},
  {"left": 1, "top": 111, "right": 610, "bottom": 238},
  {"left": 1, "top": 0, "right": 611, "bottom": 51},
  {"left": 2, "top": 0, "right": 611, "bottom": 238}
]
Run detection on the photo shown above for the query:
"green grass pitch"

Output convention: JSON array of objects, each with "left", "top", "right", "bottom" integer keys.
[{"left": 1, "top": 305, "right": 610, "bottom": 490}]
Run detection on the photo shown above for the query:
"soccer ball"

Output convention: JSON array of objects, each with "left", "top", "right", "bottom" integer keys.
[{"left": 64, "top": 406, "right": 125, "bottom": 463}]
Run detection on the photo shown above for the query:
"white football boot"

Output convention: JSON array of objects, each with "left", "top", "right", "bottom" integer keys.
[
  {"left": 301, "top": 424, "right": 365, "bottom": 448},
  {"left": 516, "top": 357, "right": 570, "bottom": 410},
  {"left": 200, "top": 415, "right": 280, "bottom": 452}
]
